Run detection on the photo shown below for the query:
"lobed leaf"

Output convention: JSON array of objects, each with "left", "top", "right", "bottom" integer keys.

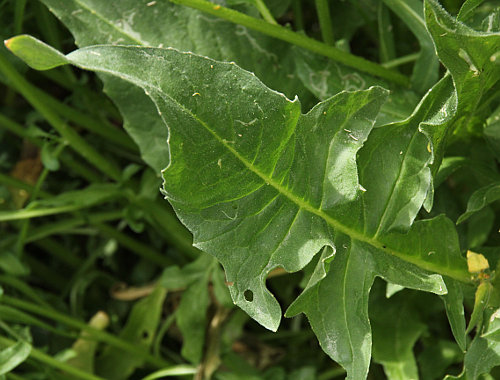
[{"left": 6, "top": 36, "right": 471, "bottom": 378}]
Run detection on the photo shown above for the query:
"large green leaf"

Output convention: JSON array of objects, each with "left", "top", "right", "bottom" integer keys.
[
  {"left": 38, "top": 0, "right": 310, "bottom": 172},
  {"left": 6, "top": 36, "right": 471, "bottom": 379}
]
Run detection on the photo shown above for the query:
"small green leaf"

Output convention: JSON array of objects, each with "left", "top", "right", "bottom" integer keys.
[
  {"left": 457, "top": 182, "right": 500, "bottom": 224},
  {"left": 96, "top": 286, "right": 167, "bottom": 379},
  {"left": 466, "top": 281, "right": 492, "bottom": 334},
  {"left": 176, "top": 271, "right": 211, "bottom": 364},
  {"left": 66, "top": 311, "right": 110, "bottom": 373},
  {"left": 4, "top": 34, "right": 68, "bottom": 70},
  {"left": 0, "top": 340, "right": 31, "bottom": 375},
  {"left": 441, "top": 278, "right": 467, "bottom": 351}
]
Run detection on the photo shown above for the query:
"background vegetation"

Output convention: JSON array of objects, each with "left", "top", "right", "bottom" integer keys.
[{"left": 1, "top": 0, "right": 500, "bottom": 379}]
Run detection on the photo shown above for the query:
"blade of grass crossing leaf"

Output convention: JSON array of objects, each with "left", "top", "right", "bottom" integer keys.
[
  {"left": 0, "top": 44, "right": 121, "bottom": 181},
  {"left": 378, "top": 2, "right": 396, "bottom": 63},
  {"left": 382, "top": 0, "right": 439, "bottom": 93},
  {"left": 169, "top": 0, "right": 410, "bottom": 85}
]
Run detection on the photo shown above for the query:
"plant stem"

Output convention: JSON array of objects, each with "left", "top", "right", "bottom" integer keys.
[
  {"left": 292, "top": 0, "right": 304, "bottom": 31},
  {"left": 1, "top": 295, "right": 172, "bottom": 369},
  {"left": 30, "top": 85, "right": 137, "bottom": 152},
  {"left": 34, "top": 237, "right": 83, "bottom": 268},
  {"left": 138, "top": 199, "right": 200, "bottom": 260},
  {"left": 0, "top": 53, "right": 121, "bottom": 181},
  {"left": 0, "top": 204, "right": 97, "bottom": 222},
  {"left": 254, "top": 0, "right": 277, "bottom": 24},
  {"left": 169, "top": 0, "right": 410, "bottom": 86},
  {"left": 315, "top": 0, "right": 335, "bottom": 45},
  {"left": 0, "top": 172, "right": 50, "bottom": 198},
  {"left": 377, "top": 1, "right": 396, "bottom": 62},
  {"left": 381, "top": 52, "right": 419, "bottom": 68},
  {"left": 0, "top": 335, "right": 105, "bottom": 380},
  {"left": 0, "top": 275, "right": 52, "bottom": 308},
  {"left": 27, "top": 211, "right": 122, "bottom": 242},
  {"left": 0, "top": 114, "right": 101, "bottom": 183},
  {"left": 93, "top": 222, "right": 173, "bottom": 266},
  {"left": 13, "top": 0, "right": 27, "bottom": 35},
  {"left": 16, "top": 143, "right": 67, "bottom": 256}
]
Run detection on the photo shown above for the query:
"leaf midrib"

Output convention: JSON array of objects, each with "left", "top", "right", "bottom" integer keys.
[{"left": 73, "top": 49, "right": 471, "bottom": 285}]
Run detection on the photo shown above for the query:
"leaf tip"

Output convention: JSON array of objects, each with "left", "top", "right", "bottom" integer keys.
[{"left": 4, "top": 38, "right": 13, "bottom": 50}]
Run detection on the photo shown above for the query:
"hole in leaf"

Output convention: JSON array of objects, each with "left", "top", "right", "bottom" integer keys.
[
  {"left": 142, "top": 330, "right": 149, "bottom": 339},
  {"left": 244, "top": 289, "right": 253, "bottom": 302},
  {"left": 382, "top": 245, "right": 387, "bottom": 249}
]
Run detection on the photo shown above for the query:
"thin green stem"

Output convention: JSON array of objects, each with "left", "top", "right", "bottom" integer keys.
[
  {"left": 13, "top": 0, "right": 27, "bottom": 35},
  {"left": 378, "top": 1, "right": 396, "bottom": 62},
  {"left": 0, "top": 113, "right": 39, "bottom": 143},
  {"left": 138, "top": 199, "right": 200, "bottom": 260},
  {"left": 0, "top": 53, "right": 121, "bottom": 181},
  {"left": 35, "top": 1, "right": 77, "bottom": 83},
  {"left": 1, "top": 295, "right": 171, "bottom": 369},
  {"left": 24, "top": 256, "right": 68, "bottom": 290},
  {"left": 254, "top": 0, "right": 277, "bottom": 24},
  {"left": 292, "top": 0, "right": 304, "bottom": 31},
  {"left": 0, "top": 204, "right": 96, "bottom": 222},
  {"left": 317, "top": 367, "right": 347, "bottom": 380},
  {"left": 16, "top": 143, "right": 66, "bottom": 256},
  {"left": 0, "top": 275, "right": 52, "bottom": 309},
  {"left": 0, "top": 335, "right": 105, "bottom": 380},
  {"left": 0, "top": 115, "right": 101, "bottom": 182},
  {"left": 93, "top": 222, "right": 173, "bottom": 266},
  {"left": 381, "top": 52, "right": 420, "bottom": 69},
  {"left": 169, "top": 0, "right": 410, "bottom": 86},
  {"left": 0, "top": 172, "right": 50, "bottom": 198},
  {"left": 27, "top": 211, "right": 123, "bottom": 243},
  {"left": 29, "top": 85, "right": 137, "bottom": 152},
  {"left": 315, "top": 0, "right": 335, "bottom": 45},
  {"left": 34, "top": 237, "right": 83, "bottom": 268}
]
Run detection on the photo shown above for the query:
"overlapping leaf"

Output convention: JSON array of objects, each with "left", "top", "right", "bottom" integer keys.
[
  {"left": 39, "top": 0, "right": 311, "bottom": 172},
  {"left": 7, "top": 32, "right": 472, "bottom": 379}
]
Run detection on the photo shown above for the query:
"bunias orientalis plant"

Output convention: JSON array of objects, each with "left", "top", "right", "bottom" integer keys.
[{"left": 5, "top": 0, "right": 500, "bottom": 378}]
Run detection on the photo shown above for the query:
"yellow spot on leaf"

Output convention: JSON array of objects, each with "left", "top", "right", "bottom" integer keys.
[
  {"left": 213, "top": 5, "right": 221, "bottom": 10},
  {"left": 467, "top": 250, "right": 489, "bottom": 274},
  {"left": 427, "top": 142, "right": 431, "bottom": 153}
]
